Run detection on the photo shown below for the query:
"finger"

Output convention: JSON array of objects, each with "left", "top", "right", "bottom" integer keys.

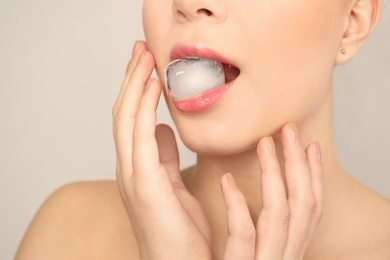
[
  {"left": 116, "top": 49, "right": 155, "bottom": 125},
  {"left": 307, "top": 143, "right": 323, "bottom": 216},
  {"left": 304, "top": 143, "right": 323, "bottom": 244},
  {"left": 280, "top": 123, "right": 317, "bottom": 259},
  {"left": 127, "top": 41, "right": 148, "bottom": 74},
  {"left": 156, "top": 125, "right": 212, "bottom": 244},
  {"left": 132, "top": 76, "right": 163, "bottom": 178},
  {"left": 112, "top": 41, "right": 148, "bottom": 116},
  {"left": 114, "top": 51, "right": 156, "bottom": 173},
  {"left": 255, "top": 137, "right": 288, "bottom": 260},
  {"left": 155, "top": 124, "right": 207, "bottom": 228},
  {"left": 155, "top": 124, "right": 184, "bottom": 188},
  {"left": 113, "top": 42, "right": 148, "bottom": 194},
  {"left": 221, "top": 173, "right": 256, "bottom": 260}
]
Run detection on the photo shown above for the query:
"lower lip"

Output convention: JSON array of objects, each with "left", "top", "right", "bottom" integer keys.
[{"left": 172, "top": 82, "right": 233, "bottom": 113}]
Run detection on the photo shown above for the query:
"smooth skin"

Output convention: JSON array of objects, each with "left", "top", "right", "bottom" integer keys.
[
  {"left": 112, "top": 43, "right": 322, "bottom": 259},
  {"left": 16, "top": 0, "right": 390, "bottom": 259}
]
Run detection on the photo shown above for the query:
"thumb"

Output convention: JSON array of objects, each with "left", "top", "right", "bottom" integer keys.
[{"left": 155, "top": 124, "right": 183, "bottom": 188}]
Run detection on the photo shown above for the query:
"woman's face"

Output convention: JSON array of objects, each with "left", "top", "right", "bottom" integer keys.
[{"left": 143, "top": 0, "right": 347, "bottom": 155}]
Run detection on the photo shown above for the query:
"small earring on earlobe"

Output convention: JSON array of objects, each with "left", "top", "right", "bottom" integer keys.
[{"left": 341, "top": 49, "right": 347, "bottom": 55}]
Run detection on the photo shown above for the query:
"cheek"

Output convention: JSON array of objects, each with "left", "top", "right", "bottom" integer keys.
[
  {"left": 240, "top": 0, "right": 344, "bottom": 70},
  {"left": 142, "top": 1, "right": 171, "bottom": 64},
  {"left": 239, "top": 1, "right": 343, "bottom": 118}
]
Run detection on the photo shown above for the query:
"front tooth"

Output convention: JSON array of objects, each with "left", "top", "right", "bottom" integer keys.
[{"left": 165, "top": 57, "right": 225, "bottom": 100}]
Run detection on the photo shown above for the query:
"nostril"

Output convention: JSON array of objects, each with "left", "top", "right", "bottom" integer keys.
[{"left": 197, "top": 8, "right": 213, "bottom": 16}]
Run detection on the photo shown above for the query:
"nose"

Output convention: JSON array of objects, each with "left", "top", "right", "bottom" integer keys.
[{"left": 172, "top": 0, "right": 227, "bottom": 23}]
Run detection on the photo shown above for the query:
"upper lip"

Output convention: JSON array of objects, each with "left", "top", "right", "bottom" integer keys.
[{"left": 169, "top": 43, "right": 235, "bottom": 66}]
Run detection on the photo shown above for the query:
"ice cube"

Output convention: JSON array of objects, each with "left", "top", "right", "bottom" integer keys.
[{"left": 165, "top": 57, "right": 225, "bottom": 100}]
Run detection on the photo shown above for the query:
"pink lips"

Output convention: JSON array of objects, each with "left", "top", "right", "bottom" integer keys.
[
  {"left": 173, "top": 82, "right": 233, "bottom": 112},
  {"left": 168, "top": 44, "right": 237, "bottom": 113}
]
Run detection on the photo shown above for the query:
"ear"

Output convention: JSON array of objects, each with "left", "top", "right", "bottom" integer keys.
[{"left": 335, "top": 0, "right": 382, "bottom": 64}]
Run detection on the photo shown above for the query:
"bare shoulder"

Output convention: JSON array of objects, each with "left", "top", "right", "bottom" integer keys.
[
  {"left": 308, "top": 179, "right": 390, "bottom": 259},
  {"left": 338, "top": 187, "right": 390, "bottom": 259},
  {"left": 362, "top": 191, "right": 390, "bottom": 256},
  {"left": 16, "top": 181, "right": 139, "bottom": 260}
]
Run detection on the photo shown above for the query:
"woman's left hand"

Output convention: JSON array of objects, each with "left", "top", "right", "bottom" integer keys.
[{"left": 221, "top": 123, "right": 323, "bottom": 259}]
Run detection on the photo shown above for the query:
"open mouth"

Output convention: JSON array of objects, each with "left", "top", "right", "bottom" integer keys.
[
  {"left": 222, "top": 63, "right": 240, "bottom": 84},
  {"left": 165, "top": 57, "right": 240, "bottom": 101}
]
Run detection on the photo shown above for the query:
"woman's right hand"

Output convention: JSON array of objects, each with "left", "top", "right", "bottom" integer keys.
[
  {"left": 112, "top": 41, "right": 323, "bottom": 260},
  {"left": 112, "top": 41, "right": 213, "bottom": 260}
]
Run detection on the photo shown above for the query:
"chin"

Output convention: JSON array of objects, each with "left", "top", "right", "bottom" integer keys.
[
  {"left": 180, "top": 132, "right": 257, "bottom": 156},
  {"left": 172, "top": 114, "right": 267, "bottom": 156}
]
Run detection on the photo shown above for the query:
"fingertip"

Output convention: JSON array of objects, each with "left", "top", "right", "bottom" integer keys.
[
  {"left": 155, "top": 124, "right": 177, "bottom": 153},
  {"left": 257, "top": 136, "right": 270, "bottom": 155},
  {"left": 137, "top": 40, "right": 148, "bottom": 50},
  {"left": 132, "top": 41, "right": 148, "bottom": 56},
  {"left": 282, "top": 123, "right": 299, "bottom": 142},
  {"left": 221, "top": 174, "right": 250, "bottom": 215},
  {"left": 306, "top": 142, "right": 322, "bottom": 163},
  {"left": 128, "top": 41, "right": 147, "bottom": 71},
  {"left": 256, "top": 137, "right": 278, "bottom": 174},
  {"left": 313, "top": 142, "right": 322, "bottom": 162},
  {"left": 155, "top": 123, "right": 174, "bottom": 136},
  {"left": 221, "top": 173, "right": 230, "bottom": 190},
  {"left": 135, "top": 50, "right": 155, "bottom": 69},
  {"left": 221, "top": 173, "right": 238, "bottom": 203},
  {"left": 144, "top": 78, "right": 162, "bottom": 96},
  {"left": 132, "top": 41, "right": 141, "bottom": 57},
  {"left": 224, "top": 173, "right": 237, "bottom": 188},
  {"left": 280, "top": 123, "right": 308, "bottom": 162},
  {"left": 126, "top": 41, "right": 151, "bottom": 72}
]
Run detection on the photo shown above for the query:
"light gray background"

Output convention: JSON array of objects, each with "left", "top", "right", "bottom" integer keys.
[{"left": 0, "top": 0, "right": 389, "bottom": 259}]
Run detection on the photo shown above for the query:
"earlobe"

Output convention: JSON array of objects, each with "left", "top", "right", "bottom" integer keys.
[{"left": 335, "top": 0, "right": 382, "bottom": 65}]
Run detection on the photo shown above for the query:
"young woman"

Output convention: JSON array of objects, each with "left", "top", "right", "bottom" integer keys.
[{"left": 16, "top": 0, "right": 390, "bottom": 259}]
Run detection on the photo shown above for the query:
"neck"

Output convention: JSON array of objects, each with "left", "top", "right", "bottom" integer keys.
[
  {"left": 182, "top": 94, "right": 353, "bottom": 257},
  {"left": 187, "top": 107, "right": 343, "bottom": 211}
]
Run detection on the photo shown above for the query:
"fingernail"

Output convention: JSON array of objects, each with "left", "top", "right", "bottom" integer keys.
[
  {"left": 312, "top": 143, "right": 321, "bottom": 161},
  {"left": 288, "top": 124, "right": 297, "bottom": 141},
  {"left": 266, "top": 137, "right": 275, "bottom": 152},
  {"left": 136, "top": 50, "right": 145, "bottom": 64},
  {"left": 224, "top": 173, "right": 236, "bottom": 188},
  {"left": 132, "top": 41, "right": 140, "bottom": 56}
]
